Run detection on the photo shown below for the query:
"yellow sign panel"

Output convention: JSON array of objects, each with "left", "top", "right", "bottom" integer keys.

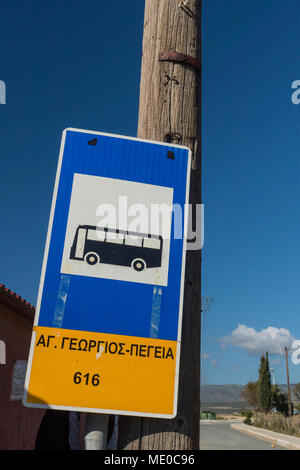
[{"left": 26, "top": 326, "right": 178, "bottom": 417}]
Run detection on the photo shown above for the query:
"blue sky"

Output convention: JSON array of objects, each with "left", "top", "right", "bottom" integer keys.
[
  {"left": 1, "top": 0, "right": 300, "bottom": 386},
  {"left": 202, "top": 0, "right": 300, "bottom": 385}
]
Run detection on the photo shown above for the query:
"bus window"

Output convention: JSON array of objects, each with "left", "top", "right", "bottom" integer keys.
[
  {"left": 88, "top": 229, "right": 105, "bottom": 241},
  {"left": 124, "top": 235, "right": 142, "bottom": 247},
  {"left": 75, "top": 228, "right": 87, "bottom": 258},
  {"left": 143, "top": 237, "right": 161, "bottom": 250},
  {"left": 106, "top": 231, "right": 124, "bottom": 244}
]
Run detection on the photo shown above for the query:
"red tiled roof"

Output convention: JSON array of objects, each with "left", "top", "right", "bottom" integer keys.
[{"left": 0, "top": 284, "right": 35, "bottom": 314}]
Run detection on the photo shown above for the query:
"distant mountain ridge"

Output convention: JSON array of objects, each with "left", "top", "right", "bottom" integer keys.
[
  {"left": 201, "top": 384, "right": 299, "bottom": 404},
  {"left": 200, "top": 385, "right": 245, "bottom": 403}
]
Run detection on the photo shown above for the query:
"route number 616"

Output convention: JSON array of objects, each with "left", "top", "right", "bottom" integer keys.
[{"left": 73, "top": 371, "right": 100, "bottom": 386}]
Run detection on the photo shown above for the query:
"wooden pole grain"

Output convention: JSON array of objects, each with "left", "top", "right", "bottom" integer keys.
[{"left": 118, "top": 0, "right": 202, "bottom": 450}]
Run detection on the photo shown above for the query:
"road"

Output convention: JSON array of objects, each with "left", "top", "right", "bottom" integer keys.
[{"left": 200, "top": 421, "right": 286, "bottom": 450}]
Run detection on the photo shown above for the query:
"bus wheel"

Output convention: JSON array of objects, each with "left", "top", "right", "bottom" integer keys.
[
  {"left": 84, "top": 252, "right": 100, "bottom": 266},
  {"left": 131, "top": 258, "right": 146, "bottom": 272}
]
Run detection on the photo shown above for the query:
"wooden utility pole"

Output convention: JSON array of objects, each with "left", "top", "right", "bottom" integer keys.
[
  {"left": 284, "top": 347, "right": 293, "bottom": 417},
  {"left": 118, "top": 0, "right": 201, "bottom": 450}
]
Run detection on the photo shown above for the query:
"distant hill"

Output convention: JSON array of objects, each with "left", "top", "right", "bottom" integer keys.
[
  {"left": 201, "top": 384, "right": 300, "bottom": 404},
  {"left": 200, "top": 385, "right": 246, "bottom": 403}
]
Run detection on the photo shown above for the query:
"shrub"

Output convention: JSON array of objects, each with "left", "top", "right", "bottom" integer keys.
[
  {"left": 243, "top": 416, "right": 252, "bottom": 425},
  {"left": 241, "top": 409, "right": 253, "bottom": 418},
  {"left": 252, "top": 412, "right": 300, "bottom": 437}
]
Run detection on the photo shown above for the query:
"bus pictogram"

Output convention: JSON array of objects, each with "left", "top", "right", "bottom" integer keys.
[{"left": 70, "top": 225, "right": 163, "bottom": 272}]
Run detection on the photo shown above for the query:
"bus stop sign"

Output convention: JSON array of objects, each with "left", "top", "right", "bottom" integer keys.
[{"left": 24, "top": 128, "right": 191, "bottom": 418}]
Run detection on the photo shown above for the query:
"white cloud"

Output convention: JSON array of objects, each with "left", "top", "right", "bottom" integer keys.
[
  {"left": 210, "top": 359, "right": 218, "bottom": 368},
  {"left": 203, "top": 353, "right": 211, "bottom": 360},
  {"left": 221, "top": 324, "right": 295, "bottom": 356}
]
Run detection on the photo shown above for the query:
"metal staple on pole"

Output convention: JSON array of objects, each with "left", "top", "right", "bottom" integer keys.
[
  {"left": 158, "top": 51, "right": 201, "bottom": 73},
  {"left": 178, "top": 0, "right": 190, "bottom": 9}
]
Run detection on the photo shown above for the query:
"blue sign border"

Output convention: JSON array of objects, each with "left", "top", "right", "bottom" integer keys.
[{"left": 34, "top": 129, "right": 191, "bottom": 342}]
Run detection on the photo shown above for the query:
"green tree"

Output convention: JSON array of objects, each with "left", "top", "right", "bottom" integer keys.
[
  {"left": 240, "top": 381, "right": 259, "bottom": 408},
  {"left": 258, "top": 352, "right": 271, "bottom": 412},
  {"left": 270, "top": 385, "right": 289, "bottom": 415}
]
